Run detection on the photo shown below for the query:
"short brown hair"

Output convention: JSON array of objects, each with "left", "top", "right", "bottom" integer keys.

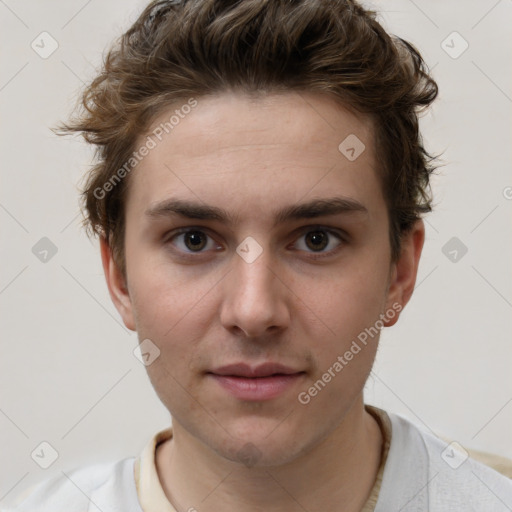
[{"left": 57, "top": 0, "right": 439, "bottom": 276}]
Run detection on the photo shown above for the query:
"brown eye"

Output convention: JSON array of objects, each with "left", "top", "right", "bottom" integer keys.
[
  {"left": 304, "top": 231, "right": 329, "bottom": 252},
  {"left": 183, "top": 230, "right": 208, "bottom": 251},
  {"left": 293, "top": 228, "right": 344, "bottom": 258},
  {"left": 163, "top": 226, "right": 223, "bottom": 262},
  {"left": 168, "top": 228, "right": 218, "bottom": 254}
]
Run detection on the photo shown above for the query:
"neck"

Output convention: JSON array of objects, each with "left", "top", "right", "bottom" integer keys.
[{"left": 156, "top": 398, "right": 382, "bottom": 512}]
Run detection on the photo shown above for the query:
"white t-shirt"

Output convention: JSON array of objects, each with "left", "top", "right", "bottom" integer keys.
[{"left": 6, "top": 410, "right": 512, "bottom": 511}]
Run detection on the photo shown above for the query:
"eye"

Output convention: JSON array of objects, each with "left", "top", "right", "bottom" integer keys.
[
  {"left": 293, "top": 228, "right": 344, "bottom": 257},
  {"left": 165, "top": 226, "right": 345, "bottom": 260},
  {"left": 168, "top": 228, "right": 219, "bottom": 254}
]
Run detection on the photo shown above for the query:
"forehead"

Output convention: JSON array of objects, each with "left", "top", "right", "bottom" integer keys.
[
  {"left": 144, "top": 91, "right": 374, "bottom": 158},
  {"left": 127, "top": 91, "right": 384, "bottom": 224}
]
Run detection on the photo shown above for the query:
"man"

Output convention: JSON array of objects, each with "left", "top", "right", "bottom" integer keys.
[{"left": 9, "top": 0, "right": 512, "bottom": 511}]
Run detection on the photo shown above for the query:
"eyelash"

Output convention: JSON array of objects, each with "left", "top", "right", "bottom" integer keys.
[{"left": 164, "top": 226, "right": 346, "bottom": 261}]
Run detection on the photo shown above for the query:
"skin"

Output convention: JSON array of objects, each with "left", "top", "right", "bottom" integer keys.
[{"left": 101, "top": 91, "right": 424, "bottom": 512}]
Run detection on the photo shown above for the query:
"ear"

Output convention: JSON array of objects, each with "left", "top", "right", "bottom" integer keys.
[
  {"left": 383, "top": 219, "right": 425, "bottom": 327},
  {"left": 100, "top": 236, "right": 136, "bottom": 331}
]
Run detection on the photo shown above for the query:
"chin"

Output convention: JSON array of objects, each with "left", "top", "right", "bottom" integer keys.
[
  {"left": 209, "top": 421, "right": 309, "bottom": 468},
  {"left": 219, "top": 439, "right": 302, "bottom": 468}
]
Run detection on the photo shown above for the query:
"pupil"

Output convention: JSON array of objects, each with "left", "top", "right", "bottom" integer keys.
[
  {"left": 307, "top": 231, "right": 327, "bottom": 251},
  {"left": 186, "top": 231, "right": 206, "bottom": 251}
]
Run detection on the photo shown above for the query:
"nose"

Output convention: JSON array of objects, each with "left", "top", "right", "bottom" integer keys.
[{"left": 219, "top": 245, "right": 290, "bottom": 339}]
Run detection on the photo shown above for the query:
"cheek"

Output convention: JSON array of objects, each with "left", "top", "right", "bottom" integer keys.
[
  {"left": 128, "top": 260, "right": 226, "bottom": 378},
  {"left": 296, "top": 256, "right": 390, "bottom": 395},
  {"left": 303, "top": 264, "right": 389, "bottom": 342},
  {"left": 133, "top": 277, "right": 209, "bottom": 410},
  {"left": 127, "top": 244, "right": 217, "bottom": 333},
  {"left": 297, "top": 281, "right": 383, "bottom": 416}
]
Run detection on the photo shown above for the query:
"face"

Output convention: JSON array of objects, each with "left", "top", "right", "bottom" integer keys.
[{"left": 103, "top": 91, "right": 423, "bottom": 467}]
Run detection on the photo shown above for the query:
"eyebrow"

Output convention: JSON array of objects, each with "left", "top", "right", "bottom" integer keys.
[{"left": 145, "top": 196, "right": 368, "bottom": 228}]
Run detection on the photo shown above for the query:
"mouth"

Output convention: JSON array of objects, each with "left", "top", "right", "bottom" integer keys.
[{"left": 207, "top": 362, "right": 306, "bottom": 401}]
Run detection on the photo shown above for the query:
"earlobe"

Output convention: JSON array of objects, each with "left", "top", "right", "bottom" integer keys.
[
  {"left": 383, "top": 220, "right": 425, "bottom": 327},
  {"left": 100, "top": 237, "right": 136, "bottom": 331}
]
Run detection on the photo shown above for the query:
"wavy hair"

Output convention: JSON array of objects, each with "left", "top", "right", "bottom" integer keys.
[{"left": 57, "top": 0, "right": 440, "bottom": 276}]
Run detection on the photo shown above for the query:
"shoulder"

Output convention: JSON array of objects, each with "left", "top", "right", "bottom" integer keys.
[
  {"left": 376, "top": 411, "right": 512, "bottom": 512},
  {"left": 7, "top": 457, "right": 143, "bottom": 512}
]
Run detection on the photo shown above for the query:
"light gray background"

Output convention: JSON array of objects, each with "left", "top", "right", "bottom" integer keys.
[{"left": 1, "top": 0, "right": 511, "bottom": 506}]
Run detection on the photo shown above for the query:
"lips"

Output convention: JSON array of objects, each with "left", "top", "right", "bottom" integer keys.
[
  {"left": 209, "top": 362, "right": 303, "bottom": 378},
  {"left": 207, "top": 362, "right": 306, "bottom": 401}
]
